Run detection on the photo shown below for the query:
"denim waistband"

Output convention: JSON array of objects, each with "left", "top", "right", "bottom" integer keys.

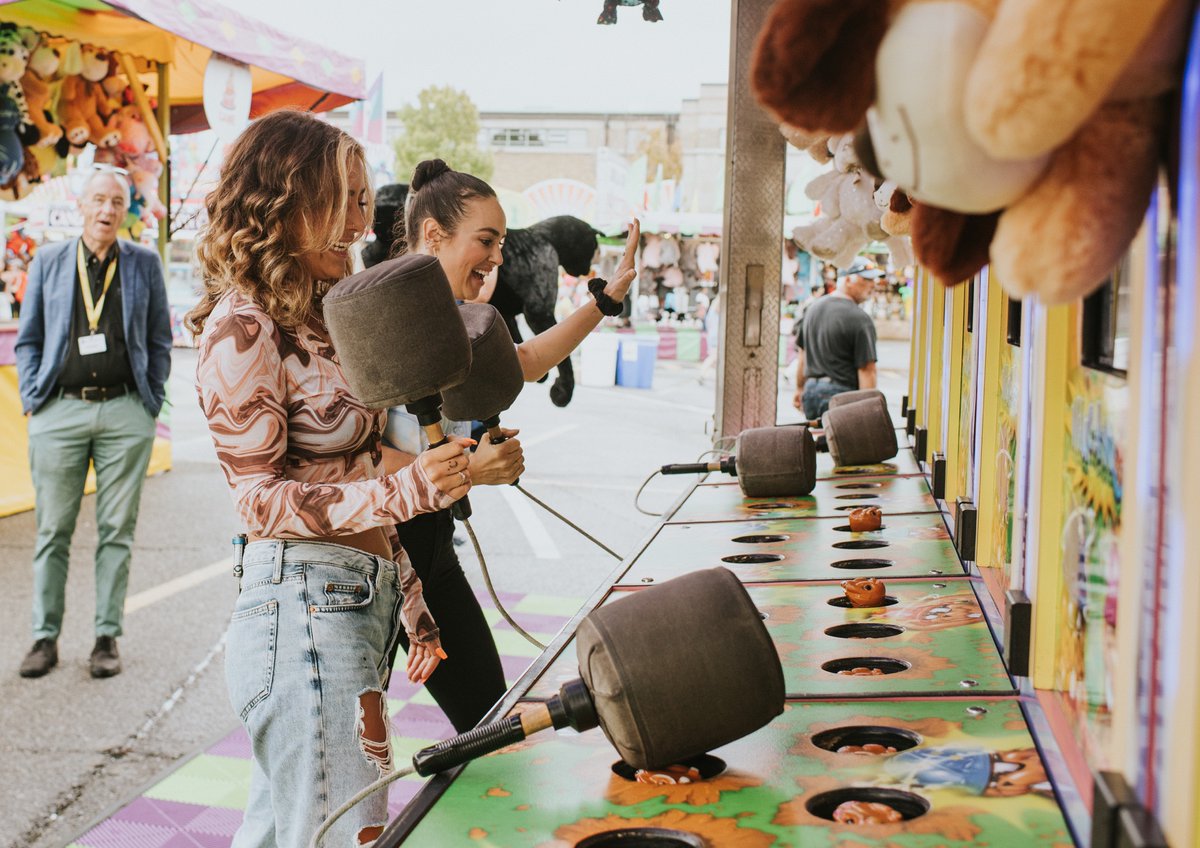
[{"left": 239, "top": 540, "right": 397, "bottom": 587}]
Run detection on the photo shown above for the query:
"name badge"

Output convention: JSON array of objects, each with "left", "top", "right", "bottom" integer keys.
[{"left": 78, "top": 333, "right": 108, "bottom": 355}]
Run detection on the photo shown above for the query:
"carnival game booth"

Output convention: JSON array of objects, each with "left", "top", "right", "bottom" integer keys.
[
  {"left": 379, "top": 4, "right": 1200, "bottom": 848},
  {"left": 0, "top": 0, "right": 365, "bottom": 516}
]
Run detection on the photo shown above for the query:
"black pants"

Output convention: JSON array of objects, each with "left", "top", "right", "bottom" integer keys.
[{"left": 393, "top": 509, "right": 507, "bottom": 732}]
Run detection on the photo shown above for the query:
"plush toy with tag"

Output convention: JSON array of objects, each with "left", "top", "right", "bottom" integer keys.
[
  {"left": 0, "top": 24, "right": 38, "bottom": 186},
  {"left": 597, "top": 0, "right": 662, "bottom": 24}
]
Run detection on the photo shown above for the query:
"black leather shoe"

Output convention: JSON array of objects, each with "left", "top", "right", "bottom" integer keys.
[
  {"left": 19, "top": 638, "right": 58, "bottom": 678},
  {"left": 89, "top": 636, "right": 121, "bottom": 678}
]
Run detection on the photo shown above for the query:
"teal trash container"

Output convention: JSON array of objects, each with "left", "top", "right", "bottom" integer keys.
[{"left": 617, "top": 338, "right": 657, "bottom": 389}]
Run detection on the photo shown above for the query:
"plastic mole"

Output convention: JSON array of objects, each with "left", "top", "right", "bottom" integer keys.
[
  {"left": 837, "top": 666, "right": 886, "bottom": 676},
  {"left": 848, "top": 506, "right": 883, "bottom": 532},
  {"left": 838, "top": 743, "right": 898, "bottom": 755},
  {"left": 635, "top": 764, "right": 703, "bottom": 785},
  {"left": 832, "top": 799, "right": 904, "bottom": 825},
  {"left": 841, "top": 576, "right": 887, "bottom": 607}
]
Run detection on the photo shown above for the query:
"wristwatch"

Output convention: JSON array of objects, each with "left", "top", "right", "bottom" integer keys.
[{"left": 588, "top": 278, "right": 623, "bottom": 316}]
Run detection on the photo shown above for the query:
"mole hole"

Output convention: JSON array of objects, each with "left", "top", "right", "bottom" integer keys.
[
  {"left": 721, "top": 553, "right": 785, "bottom": 564},
  {"left": 836, "top": 483, "right": 883, "bottom": 490},
  {"left": 746, "top": 502, "right": 797, "bottom": 510},
  {"left": 832, "top": 540, "right": 890, "bottom": 550},
  {"left": 824, "top": 623, "right": 905, "bottom": 639},
  {"left": 805, "top": 787, "right": 929, "bottom": 822},
  {"left": 610, "top": 754, "right": 726, "bottom": 783},
  {"left": 835, "top": 493, "right": 881, "bottom": 499},
  {"left": 821, "top": 657, "right": 910, "bottom": 675},
  {"left": 732, "top": 534, "right": 789, "bottom": 544},
  {"left": 827, "top": 595, "right": 899, "bottom": 608},
  {"left": 830, "top": 559, "right": 894, "bottom": 570},
  {"left": 810, "top": 725, "right": 922, "bottom": 754},
  {"left": 577, "top": 829, "right": 708, "bottom": 848},
  {"left": 833, "top": 524, "right": 886, "bottom": 533}
]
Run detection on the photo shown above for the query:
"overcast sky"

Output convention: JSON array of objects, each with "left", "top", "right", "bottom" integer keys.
[{"left": 238, "top": 0, "right": 732, "bottom": 113}]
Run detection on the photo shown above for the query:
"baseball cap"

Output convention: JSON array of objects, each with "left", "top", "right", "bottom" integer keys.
[{"left": 836, "top": 260, "right": 884, "bottom": 280}]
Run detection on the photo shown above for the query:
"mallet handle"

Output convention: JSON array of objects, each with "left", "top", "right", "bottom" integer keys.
[
  {"left": 427, "top": 431, "right": 473, "bottom": 521},
  {"left": 412, "top": 714, "right": 527, "bottom": 776}
]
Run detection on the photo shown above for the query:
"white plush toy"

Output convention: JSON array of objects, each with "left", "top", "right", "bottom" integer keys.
[
  {"left": 874, "top": 180, "right": 915, "bottom": 267},
  {"left": 792, "top": 133, "right": 889, "bottom": 269}
]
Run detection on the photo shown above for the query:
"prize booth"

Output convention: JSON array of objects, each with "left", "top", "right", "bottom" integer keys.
[{"left": 0, "top": 0, "right": 365, "bottom": 517}]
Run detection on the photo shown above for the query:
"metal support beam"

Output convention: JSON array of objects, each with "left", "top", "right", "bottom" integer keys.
[{"left": 715, "top": 0, "right": 786, "bottom": 440}]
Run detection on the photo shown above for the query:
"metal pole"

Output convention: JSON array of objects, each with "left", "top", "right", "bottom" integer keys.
[
  {"left": 156, "top": 61, "right": 171, "bottom": 268},
  {"left": 715, "top": 0, "right": 786, "bottom": 440}
]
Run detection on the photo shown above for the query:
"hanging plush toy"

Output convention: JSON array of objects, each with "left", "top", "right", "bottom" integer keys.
[
  {"left": 792, "top": 133, "right": 890, "bottom": 269},
  {"left": 597, "top": 0, "right": 662, "bottom": 25},
  {"left": 70, "top": 45, "right": 119, "bottom": 148},
  {"left": 21, "top": 42, "right": 64, "bottom": 148},
  {"left": 750, "top": 0, "right": 1192, "bottom": 303}
]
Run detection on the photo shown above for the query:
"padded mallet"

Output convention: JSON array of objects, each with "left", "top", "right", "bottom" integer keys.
[
  {"left": 660, "top": 425, "right": 817, "bottom": 497},
  {"left": 323, "top": 253, "right": 475, "bottom": 518},
  {"left": 440, "top": 303, "right": 525, "bottom": 449},
  {"left": 822, "top": 393, "right": 898, "bottom": 467},
  {"left": 412, "top": 566, "right": 784, "bottom": 775}
]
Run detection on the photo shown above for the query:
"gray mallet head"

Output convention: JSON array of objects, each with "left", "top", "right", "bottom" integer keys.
[
  {"left": 734, "top": 425, "right": 817, "bottom": 497},
  {"left": 322, "top": 253, "right": 471, "bottom": 409},
  {"left": 822, "top": 394, "right": 899, "bottom": 467},
  {"left": 440, "top": 303, "right": 524, "bottom": 423},
  {"left": 576, "top": 567, "right": 785, "bottom": 768},
  {"left": 828, "top": 388, "right": 887, "bottom": 411}
]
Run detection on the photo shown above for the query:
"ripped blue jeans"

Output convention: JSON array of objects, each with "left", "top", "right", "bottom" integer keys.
[{"left": 226, "top": 541, "right": 406, "bottom": 848}]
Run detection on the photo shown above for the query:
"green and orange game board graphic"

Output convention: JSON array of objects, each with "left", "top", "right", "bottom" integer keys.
[
  {"left": 670, "top": 474, "right": 940, "bottom": 523},
  {"left": 400, "top": 698, "right": 1072, "bottom": 847},
  {"left": 525, "top": 579, "right": 1013, "bottom": 700},
  {"left": 814, "top": 446, "right": 922, "bottom": 479},
  {"left": 620, "top": 513, "right": 963, "bottom": 584}
]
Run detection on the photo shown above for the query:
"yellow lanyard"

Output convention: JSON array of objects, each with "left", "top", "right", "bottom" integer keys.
[{"left": 76, "top": 241, "right": 117, "bottom": 334}]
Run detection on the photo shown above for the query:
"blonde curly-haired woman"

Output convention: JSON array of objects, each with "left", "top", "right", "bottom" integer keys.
[{"left": 187, "top": 108, "right": 471, "bottom": 847}]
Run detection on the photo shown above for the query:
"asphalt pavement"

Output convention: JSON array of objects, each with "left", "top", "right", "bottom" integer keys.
[{"left": 0, "top": 334, "right": 909, "bottom": 847}]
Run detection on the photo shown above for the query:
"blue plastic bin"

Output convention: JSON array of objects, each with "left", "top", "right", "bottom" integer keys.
[{"left": 617, "top": 338, "right": 657, "bottom": 389}]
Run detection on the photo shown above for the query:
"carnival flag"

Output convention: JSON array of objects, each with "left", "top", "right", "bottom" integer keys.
[
  {"left": 366, "top": 74, "right": 384, "bottom": 145},
  {"left": 348, "top": 98, "right": 365, "bottom": 141}
]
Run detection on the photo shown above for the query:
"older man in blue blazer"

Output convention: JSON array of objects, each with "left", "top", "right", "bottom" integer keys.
[{"left": 15, "top": 167, "right": 172, "bottom": 679}]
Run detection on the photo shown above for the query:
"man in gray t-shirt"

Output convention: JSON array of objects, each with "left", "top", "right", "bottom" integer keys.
[{"left": 793, "top": 265, "right": 879, "bottom": 419}]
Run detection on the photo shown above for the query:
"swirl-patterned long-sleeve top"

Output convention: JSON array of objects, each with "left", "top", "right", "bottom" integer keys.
[{"left": 196, "top": 289, "right": 445, "bottom": 643}]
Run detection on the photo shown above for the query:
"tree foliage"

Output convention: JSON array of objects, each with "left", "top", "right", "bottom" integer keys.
[
  {"left": 393, "top": 86, "right": 494, "bottom": 183},
  {"left": 637, "top": 128, "right": 683, "bottom": 182}
]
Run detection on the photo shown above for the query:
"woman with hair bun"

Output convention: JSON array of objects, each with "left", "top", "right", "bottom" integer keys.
[
  {"left": 382, "top": 158, "right": 639, "bottom": 733},
  {"left": 187, "top": 111, "right": 473, "bottom": 847}
]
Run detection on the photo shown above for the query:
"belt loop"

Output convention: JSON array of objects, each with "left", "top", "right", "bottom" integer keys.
[{"left": 271, "top": 541, "right": 285, "bottom": 584}]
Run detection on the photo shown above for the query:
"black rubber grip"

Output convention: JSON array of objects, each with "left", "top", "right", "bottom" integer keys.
[
  {"left": 451, "top": 494, "right": 472, "bottom": 521},
  {"left": 660, "top": 462, "right": 711, "bottom": 475},
  {"left": 412, "top": 714, "right": 525, "bottom": 776}
]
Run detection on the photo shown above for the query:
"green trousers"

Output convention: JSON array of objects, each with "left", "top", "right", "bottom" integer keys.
[{"left": 27, "top": 393, "right": 156, "bottom": 640}]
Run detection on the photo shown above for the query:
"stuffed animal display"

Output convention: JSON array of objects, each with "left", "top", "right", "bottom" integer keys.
[
  {"left": 751, "top": 0, "right": 1192, "bottom": 304},
  {"left": 0, "top": 27, "right": 161, "bottom": 213},
  {"left": 597, "top": 0, "right": 662, "bottom": 25}
]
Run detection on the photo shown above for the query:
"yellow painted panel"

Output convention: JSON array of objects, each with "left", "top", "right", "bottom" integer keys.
[
  {"left": 923, "top": 281, "right": 946, "bottom": 465},
  {"left": 942, "top": 281, "right": 968, "bottom": 503},
  {"left": 974, "top": 274, "right": 1008, "bottom": 582},
  {"left": 1031, "top": 304, "right": 1072, "bottom": 690}
]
